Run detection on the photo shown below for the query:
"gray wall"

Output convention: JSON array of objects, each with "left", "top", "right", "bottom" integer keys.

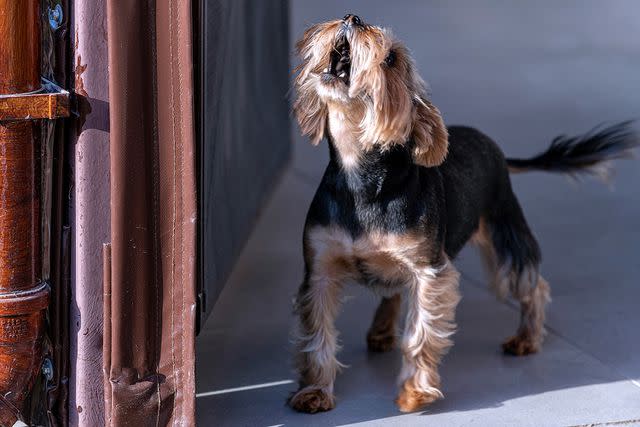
[{"left": 198, "top": 0, "right": 291, "bottom": 324}]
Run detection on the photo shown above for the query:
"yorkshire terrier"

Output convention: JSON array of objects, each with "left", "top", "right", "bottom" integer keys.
[{"left": 289, "top": 14, "right": 638, "bottom": 414}]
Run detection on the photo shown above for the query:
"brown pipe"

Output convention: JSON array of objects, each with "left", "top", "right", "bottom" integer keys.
[
  {"left": 0, "top": 1, "right": 41, "bottom": 95},
  {"left": 0, "top": 1, "right": 50, "bottom": 425}
]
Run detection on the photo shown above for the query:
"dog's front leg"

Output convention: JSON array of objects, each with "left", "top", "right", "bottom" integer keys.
[
  {"left": 396, "top": 261, "right": 460, "bottom": 412},
  {"left": 289, "top": 273, "right": 344, "bottom": 413}
]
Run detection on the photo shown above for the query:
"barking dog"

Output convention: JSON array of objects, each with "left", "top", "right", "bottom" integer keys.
[{"left": 289, "top": 14, "right": 638, "bottom": 414}]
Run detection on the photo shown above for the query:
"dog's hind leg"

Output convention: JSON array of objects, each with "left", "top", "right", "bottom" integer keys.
[
  {"left": 396, "top": 261, "right": 460, "bottom": 412},
  {"left": 473, "top": 194, "right": 551, "bottom": 356},
  {"left": 367, "top": 294, "right": 402, "bottom": 352},
  {"left": 502, "top": 276, "right": 550, "bottom": 355}
]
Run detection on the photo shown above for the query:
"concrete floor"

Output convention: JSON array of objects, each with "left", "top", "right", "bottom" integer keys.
[{"left": 196, "top": 2, "right": 640, "bottom": 426}]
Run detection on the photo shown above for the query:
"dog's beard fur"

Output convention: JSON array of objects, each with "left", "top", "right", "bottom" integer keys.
[{"left": 294, "top": 19, "right": 449, "bottom": 168}]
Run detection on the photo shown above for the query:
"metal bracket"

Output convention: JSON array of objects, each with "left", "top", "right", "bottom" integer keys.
[{"left": 0, "top": 78, "right": 70, "bottom": 122}]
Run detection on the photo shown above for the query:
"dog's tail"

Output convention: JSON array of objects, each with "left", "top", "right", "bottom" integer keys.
[{"left": 506, "top": 121, "right": 639, "bottom": 180}]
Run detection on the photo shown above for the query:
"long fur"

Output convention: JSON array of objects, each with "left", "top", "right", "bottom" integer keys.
[
  {"left": 289, "top": 14, "right": 637, "bottom": 415},
  {"left": 397, "top": 261, "right": 460, "bottom": 412},
  {"left": 507, "top": 121, "right": 639, "bottom": 180},
  {"left": 293, "top": 18, "right": 449, "bottom": 167}
]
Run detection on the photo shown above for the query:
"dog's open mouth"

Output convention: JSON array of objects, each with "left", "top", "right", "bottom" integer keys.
[{"left": 322, "top": 34, "right": 350, "bottom": 85}]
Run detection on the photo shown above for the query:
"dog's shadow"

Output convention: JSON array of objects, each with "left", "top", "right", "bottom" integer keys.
[
  {"left": 292, "top": 275, "right": 628, "bottom": 426},
  {"left": 197, "top": 274, "right": 628, "bottom": 427},
  {"left": 197, "top": 254, "right": 630, "bottom": 427}
]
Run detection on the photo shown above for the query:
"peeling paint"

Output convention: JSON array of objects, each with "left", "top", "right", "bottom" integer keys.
[
  {"left": 74, "top": 52, "right": 91, "bottom": 136},
  {"left": 74, "top": 54, "right": 88, "bottom": 97}
]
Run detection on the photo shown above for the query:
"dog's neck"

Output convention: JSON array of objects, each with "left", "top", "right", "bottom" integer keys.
[
  {"left": 326, "top": 104, "right": 415, "bottom": 200},
  {"left": 326, "top": 105, "right": 363, "bottom": 170}
]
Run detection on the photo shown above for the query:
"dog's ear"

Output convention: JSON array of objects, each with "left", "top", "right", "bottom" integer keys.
[
  {"left": 411, "top": 97, "right": 449, "bottom": 167},
  {"left": 293, "top": 80, "right": 327, "bottom": 145},
  {"left": 293, "top": 23, "right": 333, "bottom": 145}
]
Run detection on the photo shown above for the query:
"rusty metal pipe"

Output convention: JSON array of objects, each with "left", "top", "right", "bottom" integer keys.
[
  {"left": 0, "top": 1, "right": 50, "bottom": 425},
  {"left": 0, "top": 1, "right": 41, "bottom": 95}
]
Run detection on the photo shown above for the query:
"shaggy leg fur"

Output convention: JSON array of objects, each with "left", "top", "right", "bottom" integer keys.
[
  {"left": 502, "top": 277, "right": 550, "bottom": 355},
  {"left": 396, "top": 262, "right": 460, "bottom": 412},
  {"left": 473, "top": 197, "right": 551, "bottom": 356},
  {"left": 289, "top": 275, "right": 343, "bottom": 413},
  {"left": 367, "top": 294, "right": 402, "bottom": 352}
]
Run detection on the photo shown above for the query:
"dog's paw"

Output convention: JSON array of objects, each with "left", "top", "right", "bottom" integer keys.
[
  {"left": 395, "top": 383, "right": 442, "bottom": 413},
  {"left": 367, "top": 332, "right": 395, "bottom": 352},
  {"left": 288, "top": 387, "right": 335, "bottom": 414},
  {"left": 502, "top": 334, "right": 540, "bottom": 356}
]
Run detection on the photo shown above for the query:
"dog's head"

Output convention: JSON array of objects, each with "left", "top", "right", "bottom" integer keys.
[{"left": 294, "top": 14, "right": 448, "bottom": 167}]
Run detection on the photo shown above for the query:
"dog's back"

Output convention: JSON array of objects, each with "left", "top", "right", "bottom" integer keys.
[{"left": 438, "top": 126, "right": 511, "bottom": 257}]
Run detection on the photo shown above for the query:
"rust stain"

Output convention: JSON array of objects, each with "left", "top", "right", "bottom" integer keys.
[
  {"left": 75, "top": 54, "right": 88, "bottom": 97},
  {"left": 74, "top": 53, "right": 92, "bottom": 135}
]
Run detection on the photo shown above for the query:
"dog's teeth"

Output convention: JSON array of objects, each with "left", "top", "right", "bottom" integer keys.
[{"left": 339, "top": 72, "right": 346, "bottom": 78}]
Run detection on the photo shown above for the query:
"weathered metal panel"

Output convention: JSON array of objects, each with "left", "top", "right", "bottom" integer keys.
[
  {"left": 70, "top": 1, "right": 111, "bottom": 425},
  {"left": 105, "top": 0, "right": 197, "bottom": 425}
]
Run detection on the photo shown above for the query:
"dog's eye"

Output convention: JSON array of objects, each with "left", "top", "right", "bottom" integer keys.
[{"left": 384, "top": 50, "right": 396, "bottom": 67}]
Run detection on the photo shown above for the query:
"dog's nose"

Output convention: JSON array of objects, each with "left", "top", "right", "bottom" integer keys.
[{"left": 343, "top": 14, "right": 362, "bottom": 27}]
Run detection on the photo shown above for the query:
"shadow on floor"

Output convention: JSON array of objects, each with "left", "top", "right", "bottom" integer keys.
[
  {"left": 196, "top": 1, "right": 640, "bottom": 425},
  {"left": 195, "top": 174, "right": 640, "bottom": 427}
]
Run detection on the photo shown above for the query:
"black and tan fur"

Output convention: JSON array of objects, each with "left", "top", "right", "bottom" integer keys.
[{"left": 289, "top": 14, "right": 638, "bottom": 414}]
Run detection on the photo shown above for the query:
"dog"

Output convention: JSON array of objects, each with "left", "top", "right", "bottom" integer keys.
[{"left": 288, "top": 14, "right": 638, "bottom": 414}]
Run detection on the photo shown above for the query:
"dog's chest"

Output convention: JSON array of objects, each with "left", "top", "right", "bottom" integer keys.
[{"left": 306, "top": 225, "right": 432, "bottom": 291}]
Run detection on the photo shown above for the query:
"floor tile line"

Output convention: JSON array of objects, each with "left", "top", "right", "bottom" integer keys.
[
  {"left": 196, "top": 379, "right": 295, "bottom": 398},
  {"left": 568, "top": 417, "right": 640, "bottom": 427}
]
